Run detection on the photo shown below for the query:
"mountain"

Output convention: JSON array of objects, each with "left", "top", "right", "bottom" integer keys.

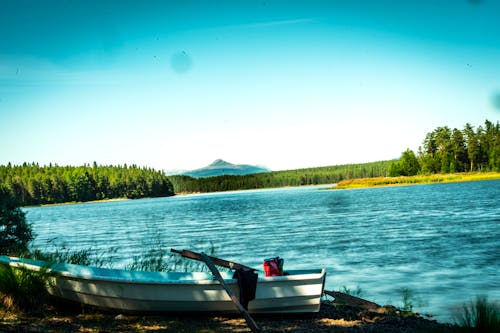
[{"left": 178, "top": 159, "right": 271, "bottom": 178}]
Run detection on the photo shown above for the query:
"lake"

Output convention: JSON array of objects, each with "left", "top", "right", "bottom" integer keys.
[{"left": 25, "top": 180, "right": 500, "bottom": 322}]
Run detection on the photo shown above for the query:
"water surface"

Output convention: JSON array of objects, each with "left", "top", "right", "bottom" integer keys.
[{"left": 26, "top": 180, "right": 500, "bottom": 321}]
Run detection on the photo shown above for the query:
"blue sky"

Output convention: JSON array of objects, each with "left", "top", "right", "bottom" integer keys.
[{"left": 1, "top": 0, "right": 500, "bottom": 171}]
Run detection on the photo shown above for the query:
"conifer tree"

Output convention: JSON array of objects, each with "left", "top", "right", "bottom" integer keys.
[{"left": 0, "top": 185, "right": 33, "bottom": 255}]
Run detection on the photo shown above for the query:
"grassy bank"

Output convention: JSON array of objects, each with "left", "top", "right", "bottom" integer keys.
[{"left": 334, "top": 172, "right": 500, "bottom": 189}]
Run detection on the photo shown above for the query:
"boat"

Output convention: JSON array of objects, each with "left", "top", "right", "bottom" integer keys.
[{"left": 0, "top": 254, "right": 326, "bottom": 314}]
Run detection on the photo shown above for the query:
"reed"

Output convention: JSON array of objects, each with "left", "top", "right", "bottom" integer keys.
[
  {"left": 29, "top": 239, "right": 220, "bottom": 273},
  {"left": 127, "top": 240, "right": 220, "bottom": 272},
  {"left": 455, "top": 296, "right": 499, "bottom": 332},
  {"left": 30, "top": 247, "right": 114, "bottom": 267}
]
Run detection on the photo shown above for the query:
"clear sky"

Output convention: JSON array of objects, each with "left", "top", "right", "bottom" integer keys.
[{"left": 1, "top": 0, "right": 500, "bottom": 172}]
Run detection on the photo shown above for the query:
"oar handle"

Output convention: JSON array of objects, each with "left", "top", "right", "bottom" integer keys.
[{"left": 170, "top": 248, "right": 255, "bottom": 271}]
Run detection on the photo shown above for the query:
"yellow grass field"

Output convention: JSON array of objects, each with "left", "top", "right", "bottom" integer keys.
[{"left": 334, "top": 172, "right": 500, "bottom": 189}]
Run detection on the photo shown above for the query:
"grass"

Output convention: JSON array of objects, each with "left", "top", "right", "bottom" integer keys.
[
  {"left": 334, "top": 172, "right": 500, "bottom": 189},
  {"left": 455, "top": 296, "right": 500, "bottom": 333},
  {"left": 126, "top": 238, "right": 221, "bottom": 272},
  {"left": 27, "top": 235, "right": 221, "bottom": 273},
  {"left": 400, "top": 288, "right": 415, "bottom": 312},
  {"left": 340, "top": 285, "right": 363, "bottom": 297},
  {"left": 30, "top": 247, "right": 115, "bottom": 268},
  {"left": 0, "top": 263, "right": 50, "bottom": 313}
]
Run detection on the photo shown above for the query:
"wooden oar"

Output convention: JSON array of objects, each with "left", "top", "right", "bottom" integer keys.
[{"left": 199, "top": 252, "right": 261, "bottom": 333}]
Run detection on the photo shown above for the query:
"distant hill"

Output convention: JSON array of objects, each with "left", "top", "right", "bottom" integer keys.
[{"left": 178, "top": 159, "right": 271, "bottom": 178}]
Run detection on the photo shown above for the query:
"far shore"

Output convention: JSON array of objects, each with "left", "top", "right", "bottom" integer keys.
[
  {"left": 23, "top": 172, "right": 500, "bottom": 207},
  {"left": 333, "top": 172, "right": 500, "bottom": 190},
  {"left": 32, "top": 197, "right": 131, "bottom": 208}
]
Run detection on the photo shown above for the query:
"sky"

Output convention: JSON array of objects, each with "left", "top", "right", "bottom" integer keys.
[{"left": 1, "top": 0, "right": 500, "bottom": 172}]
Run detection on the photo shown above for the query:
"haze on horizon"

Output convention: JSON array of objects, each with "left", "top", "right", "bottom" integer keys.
[{"left": 1, "top": 0, "right": 500, "bottom": 172}]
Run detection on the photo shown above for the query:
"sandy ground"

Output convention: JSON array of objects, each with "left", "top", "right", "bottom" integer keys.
[{"left": 0, "top": 299, "right": 458, "bottom": 333}]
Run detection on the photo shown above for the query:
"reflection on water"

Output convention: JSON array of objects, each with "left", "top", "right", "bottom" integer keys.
[{"left": 26, "top": 181, "right": 500, "bottom": 322}]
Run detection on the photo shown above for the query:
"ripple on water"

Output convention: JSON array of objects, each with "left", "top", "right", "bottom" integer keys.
[{"left": 26, "top": 181, "right": 500, "bottom": 322}]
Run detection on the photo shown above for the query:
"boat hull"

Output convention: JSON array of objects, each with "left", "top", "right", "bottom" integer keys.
[{"left": 0, "top": 256, "right": 325, "bottom": 314}]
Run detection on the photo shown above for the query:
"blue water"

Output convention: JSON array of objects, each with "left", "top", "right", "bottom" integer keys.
[{"left": 25, "top": 180, "right": 500, "bottom": 322}]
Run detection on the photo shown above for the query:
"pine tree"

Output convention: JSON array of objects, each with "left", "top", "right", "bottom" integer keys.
[{"left": 0, "top": 185, "right": 33, "bottom": 255}]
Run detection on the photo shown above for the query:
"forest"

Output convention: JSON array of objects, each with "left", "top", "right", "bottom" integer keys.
[
  {"left": 389, "top": 119, "right": 500, "bottom": 176},
  {"left": 0, "top": 161, "right": 392, "bottom": 204},
  {"left": 170, "top": 120, "right": 500, "bottom": 193},
  {"left": 168, "top": 161, "right": 392, "bottom": 193},
  {"left": 0, "top": 163, "right": 174, "bottom": 206}
]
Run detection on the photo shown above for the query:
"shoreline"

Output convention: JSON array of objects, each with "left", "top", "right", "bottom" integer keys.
[
  {"left": 22, "top": 172, "right": 500, "bottom": 206},
  {"left": 24, "top": 197, "right": 131, "bottom": 208},
  {"left": 0, "top": 298, "right": 458, "bottom": 333},
  {"left": 333, "top": 172, "right": 500, "bottom": 190}
]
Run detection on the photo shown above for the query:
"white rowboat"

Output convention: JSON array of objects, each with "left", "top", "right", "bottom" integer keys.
[{"left": 0, "top": 256, "right": 326, "bottom": 314}]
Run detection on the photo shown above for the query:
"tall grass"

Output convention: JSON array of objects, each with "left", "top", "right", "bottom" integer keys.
[
  {"left": 0, "top": 263, "right": 50, "bottom": 313},
  {"left": 400, "top": 288, "right": 415, "bottom": 312},
  {"left": 455, "top": 296, "right": 500, "bottom": 333},
  {"left": 127, "top": 240, "right": 220, "bottom": 272},
  {"left": 340, "top": 285, "right": 363, "bottom": 297},
  {"left": 30, "top": 247, "right": 114, "bottom": 267},
  {"left": 28, "top": 237, "right": 220, "bottom": 273},
  {"left": 28, "top": 238, "right": 119, "bottom": 267}
]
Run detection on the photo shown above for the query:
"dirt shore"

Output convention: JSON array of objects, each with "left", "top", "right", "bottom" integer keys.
[{"left": 0, "top": 300, "right": 458, "bottom": 333}]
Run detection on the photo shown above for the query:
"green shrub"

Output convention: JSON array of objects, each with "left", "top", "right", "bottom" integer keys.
[
  {"left": 0, "top": 263, "right": 50, "bottom": 313},
  {"left": 0, "top": 186, "right": 33, "bottom": 255}
]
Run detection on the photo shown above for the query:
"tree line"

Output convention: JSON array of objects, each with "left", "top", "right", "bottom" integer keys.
[
  {"left": 0, "top": 161, "right": 392, "bottom": 204},
  {"left": 0, "top": 163, "right": 174, "bottom": 206},
  {"left": 169, "top": 161, "right": 392, "bottom": 193},
  {"left": 389, "top": 119, "right": 500, "bottom": 176},
  {"left": 3, "top": 120, "right": 496, "bottom": 204}
]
